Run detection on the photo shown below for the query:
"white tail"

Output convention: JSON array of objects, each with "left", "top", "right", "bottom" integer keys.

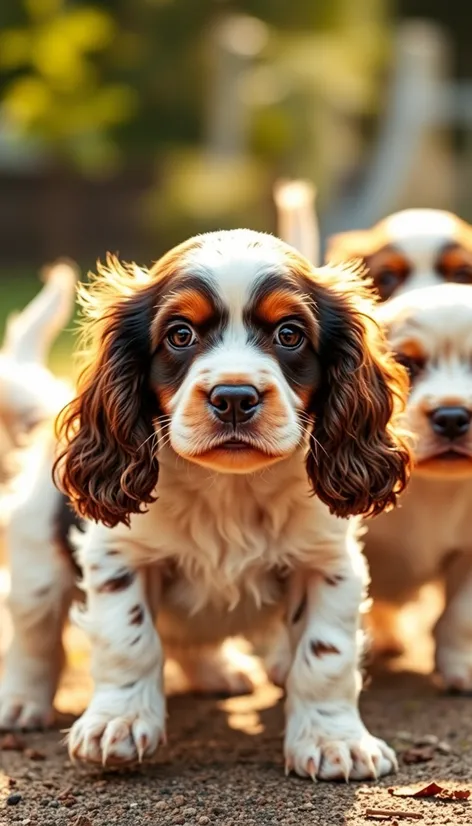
[
  {"left": 3, "top": 259, "right": 79, "bottom": 365},
  {"left": 274, "top": 179, "right": 319, "bottom": 266}
]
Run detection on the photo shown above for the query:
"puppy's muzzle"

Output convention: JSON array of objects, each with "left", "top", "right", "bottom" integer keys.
[
  {"left": 208, "top": 384, "right": 261, "bottom": 426},
  {"left": 429, "top": 406, "right": 471, "bottom": 441}
]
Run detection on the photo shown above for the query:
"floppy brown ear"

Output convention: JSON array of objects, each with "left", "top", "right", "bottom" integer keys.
[
  {"left": 306, "top": 267, "right": 411, "bottom": 518},
  {"left": 54, "top": 260, "right": 163, "bottom": 528}
]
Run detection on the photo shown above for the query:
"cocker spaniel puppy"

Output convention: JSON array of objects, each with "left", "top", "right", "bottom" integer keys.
[
  {"left": 1, "top": 230, "right": 410, "bottom": 781},
  {"left": 0, "top": 259, "right": 77, "bottom": 610},
  {"left": 365, "top": 283, "right": 472, "bottom": 689},
  {"left": 326, "top": 209, "right": 472, "bottom": 301}
]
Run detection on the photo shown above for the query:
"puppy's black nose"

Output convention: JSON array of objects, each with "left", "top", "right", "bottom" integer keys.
[
  {"left": 209, "top": 385, "right": 261, "bottom": 425},
  {"left": 430, "top": 406, "right": 471, "bottom": 440}
]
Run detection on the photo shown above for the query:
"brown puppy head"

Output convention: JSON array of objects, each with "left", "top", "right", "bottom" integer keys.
[
  {"left": 55, "top": 230, "right": 410, "bottom": 527},
  {"left": 326, "top": 209, "right": 472, "bottom": 301},
  {"left": 378, "top": 283, "right": 472, "bottom": 478}
]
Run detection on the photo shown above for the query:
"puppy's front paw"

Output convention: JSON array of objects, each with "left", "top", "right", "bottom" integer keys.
[
  {"left": 68, "top": 676, "right": 166, "bottom": 766},
  {"left": 0, "top": 659, "right": 55, "bottom": 730},
  {"left": 0, "top": 692, "right": 54, "bottom": 731},
  {"left": 284, "top": 700, "right": 397, "bottom": 781},
  {"left": 436, "top": 645, "right": 472, "bottom": 694}
]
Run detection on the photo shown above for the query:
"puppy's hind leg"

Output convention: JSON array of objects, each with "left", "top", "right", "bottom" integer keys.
[
  {"left": 0, "top": 466, "right": 75, "bottom": 730},
  {"left": 435, "top": 553, "right": 472, "bottom": 692}
]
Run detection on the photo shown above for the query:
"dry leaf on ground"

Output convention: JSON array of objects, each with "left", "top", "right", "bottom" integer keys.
[{"left": 389, "top": 782, "right": 470, "bottom": 800}]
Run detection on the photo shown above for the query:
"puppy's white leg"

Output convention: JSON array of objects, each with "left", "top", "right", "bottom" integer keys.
[
  {"left": 68, "top": 526, "right": 165, "bottom": 765},
  {"left": 284, "top": 533, "right": 397, "bottom": 781},
  {"left": 0, "top": 484, "right": 73, "bottom": 730},
  {"left": 435, "top": 553, "right": 472, "bottom": 692}
]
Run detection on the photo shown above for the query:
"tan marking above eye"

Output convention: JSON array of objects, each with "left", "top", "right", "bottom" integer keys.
[
  {"left": 437, "top": 246, "right": 472, "bottom": 282},
  {"left": 152, "top": 288, "right": 215, "bottom": 346},
  {"left": 395, "top": 339, "right": 426, "bottom": 361},
  {"left": 256, "top": 289, "right": 311, "bottom": 325},
  {"left": 164, "top": 289, "right": 215, "bottom": 325},
  {"left": 368, "top": 248, "right": 410, "bottom": 277}
]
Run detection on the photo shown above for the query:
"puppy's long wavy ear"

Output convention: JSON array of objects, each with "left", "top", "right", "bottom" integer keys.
[
  {"left": 54, "top": 257, "right": 165, "bottom": 528},
  {"left": 306, "top": 265, "right": 411, "bottom": 518}
]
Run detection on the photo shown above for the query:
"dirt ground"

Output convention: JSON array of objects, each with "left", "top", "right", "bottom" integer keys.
[{"left": 1, "top": 589, "right": 472, "bottom": 826}]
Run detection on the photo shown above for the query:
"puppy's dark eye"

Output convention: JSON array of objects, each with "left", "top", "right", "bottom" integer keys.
[
  {"left": 167, "top": 324, "right": 197, "bottom": 349},
  {"left": 275, "top": 324, "right": 305, "bottom": 349},
  {"left": 395, "top": 352, "right": 425, "bottom": 381}
]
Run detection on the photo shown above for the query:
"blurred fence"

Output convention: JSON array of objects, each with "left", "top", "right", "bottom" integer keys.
[{"left": 0, "top": 163, "right": 154, "bottom": 268}]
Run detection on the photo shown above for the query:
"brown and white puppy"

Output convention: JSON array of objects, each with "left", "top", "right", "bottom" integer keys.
[
  {"left": 365, "top": 284, "right": 472, "bottom": 690},
  {"left": 326, "top": 209, "right": 472, "bottom": 301},
  {"left": 0, "top": 261, "right": 78, "bottom": 655},
  {"left": 1, "top": 230, "right": 410, "bottom": 781}
]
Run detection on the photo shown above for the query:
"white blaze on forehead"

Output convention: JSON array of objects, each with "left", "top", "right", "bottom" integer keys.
[
  {"left": 184, "top": 229, "right": 291, "bottom": 336},
  {"left": 384, "top": 209, "right": 457, "bottom": 262},
  {"left": 379, "top": 284, "right": 472, "bottom": 355}
]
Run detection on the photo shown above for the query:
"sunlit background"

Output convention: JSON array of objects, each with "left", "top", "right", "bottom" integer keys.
[{"left": 0, "top": 0, "right": 471, "bottom": 371}]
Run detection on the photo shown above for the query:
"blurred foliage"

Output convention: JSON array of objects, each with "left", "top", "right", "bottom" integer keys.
[{"left": 0, "top": 0, "right": 392, "bottom": 246}]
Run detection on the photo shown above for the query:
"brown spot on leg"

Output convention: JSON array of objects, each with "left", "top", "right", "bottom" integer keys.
[
  {"left": 129, "top": 605, "right": 144, "bottom": 626},
  {"left": 291, "top": 594, "right": 307, "bottom": 624},
  {"left": 106, "top": 550, "right": 120, "bottom": 556},
  {"left": 34, "top": 586, "right": 51, "bottom": 598},
  {"left": 325, "top": 575, "right": 344, "bottom": 586},
  {"left": 90, "top": 564, "right": 100, "bottom": 572},
  {"left": 98, "top": 569, "right": 136, "bottom": 593},
  {"left": 311, "top": 640, "right": 340, "bottom": 657}
]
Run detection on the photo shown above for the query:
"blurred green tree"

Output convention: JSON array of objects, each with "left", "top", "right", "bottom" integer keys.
[{"left": 0, "top": 0, "right": 390, "bottom": 247}]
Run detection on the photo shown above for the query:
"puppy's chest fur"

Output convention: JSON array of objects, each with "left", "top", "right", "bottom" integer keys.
[{"left": 112, "top": 452, "right": 348, "bottom": 642}]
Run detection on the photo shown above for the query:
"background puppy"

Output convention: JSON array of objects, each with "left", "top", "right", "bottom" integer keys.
[
  {"left": 365, "top": 284, "right": 472, "bottom": 691},
  {"left": 1, "top": 230, "right": 410, "bottom": 782},
  {"left": 326, "top": 209, "right": 472, "bottom": 301},
  {"left": 0, "top": 261, "right": 78, "bottom": 657},
  {"left": 274, "top": 181, "right": 472, "bottom": 302}
]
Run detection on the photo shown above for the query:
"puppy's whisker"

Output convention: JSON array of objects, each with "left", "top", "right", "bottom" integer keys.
[{"left": 137, "top": 431, "right": 160, "bottom": 452}]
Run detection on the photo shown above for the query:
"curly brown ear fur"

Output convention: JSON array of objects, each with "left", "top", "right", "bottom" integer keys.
[
  {"left": 54, "top": 257, "right": 170, "bottom": 528},
  {"left": 305, "top": 265, "right": 411, "bottom": 518}
]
